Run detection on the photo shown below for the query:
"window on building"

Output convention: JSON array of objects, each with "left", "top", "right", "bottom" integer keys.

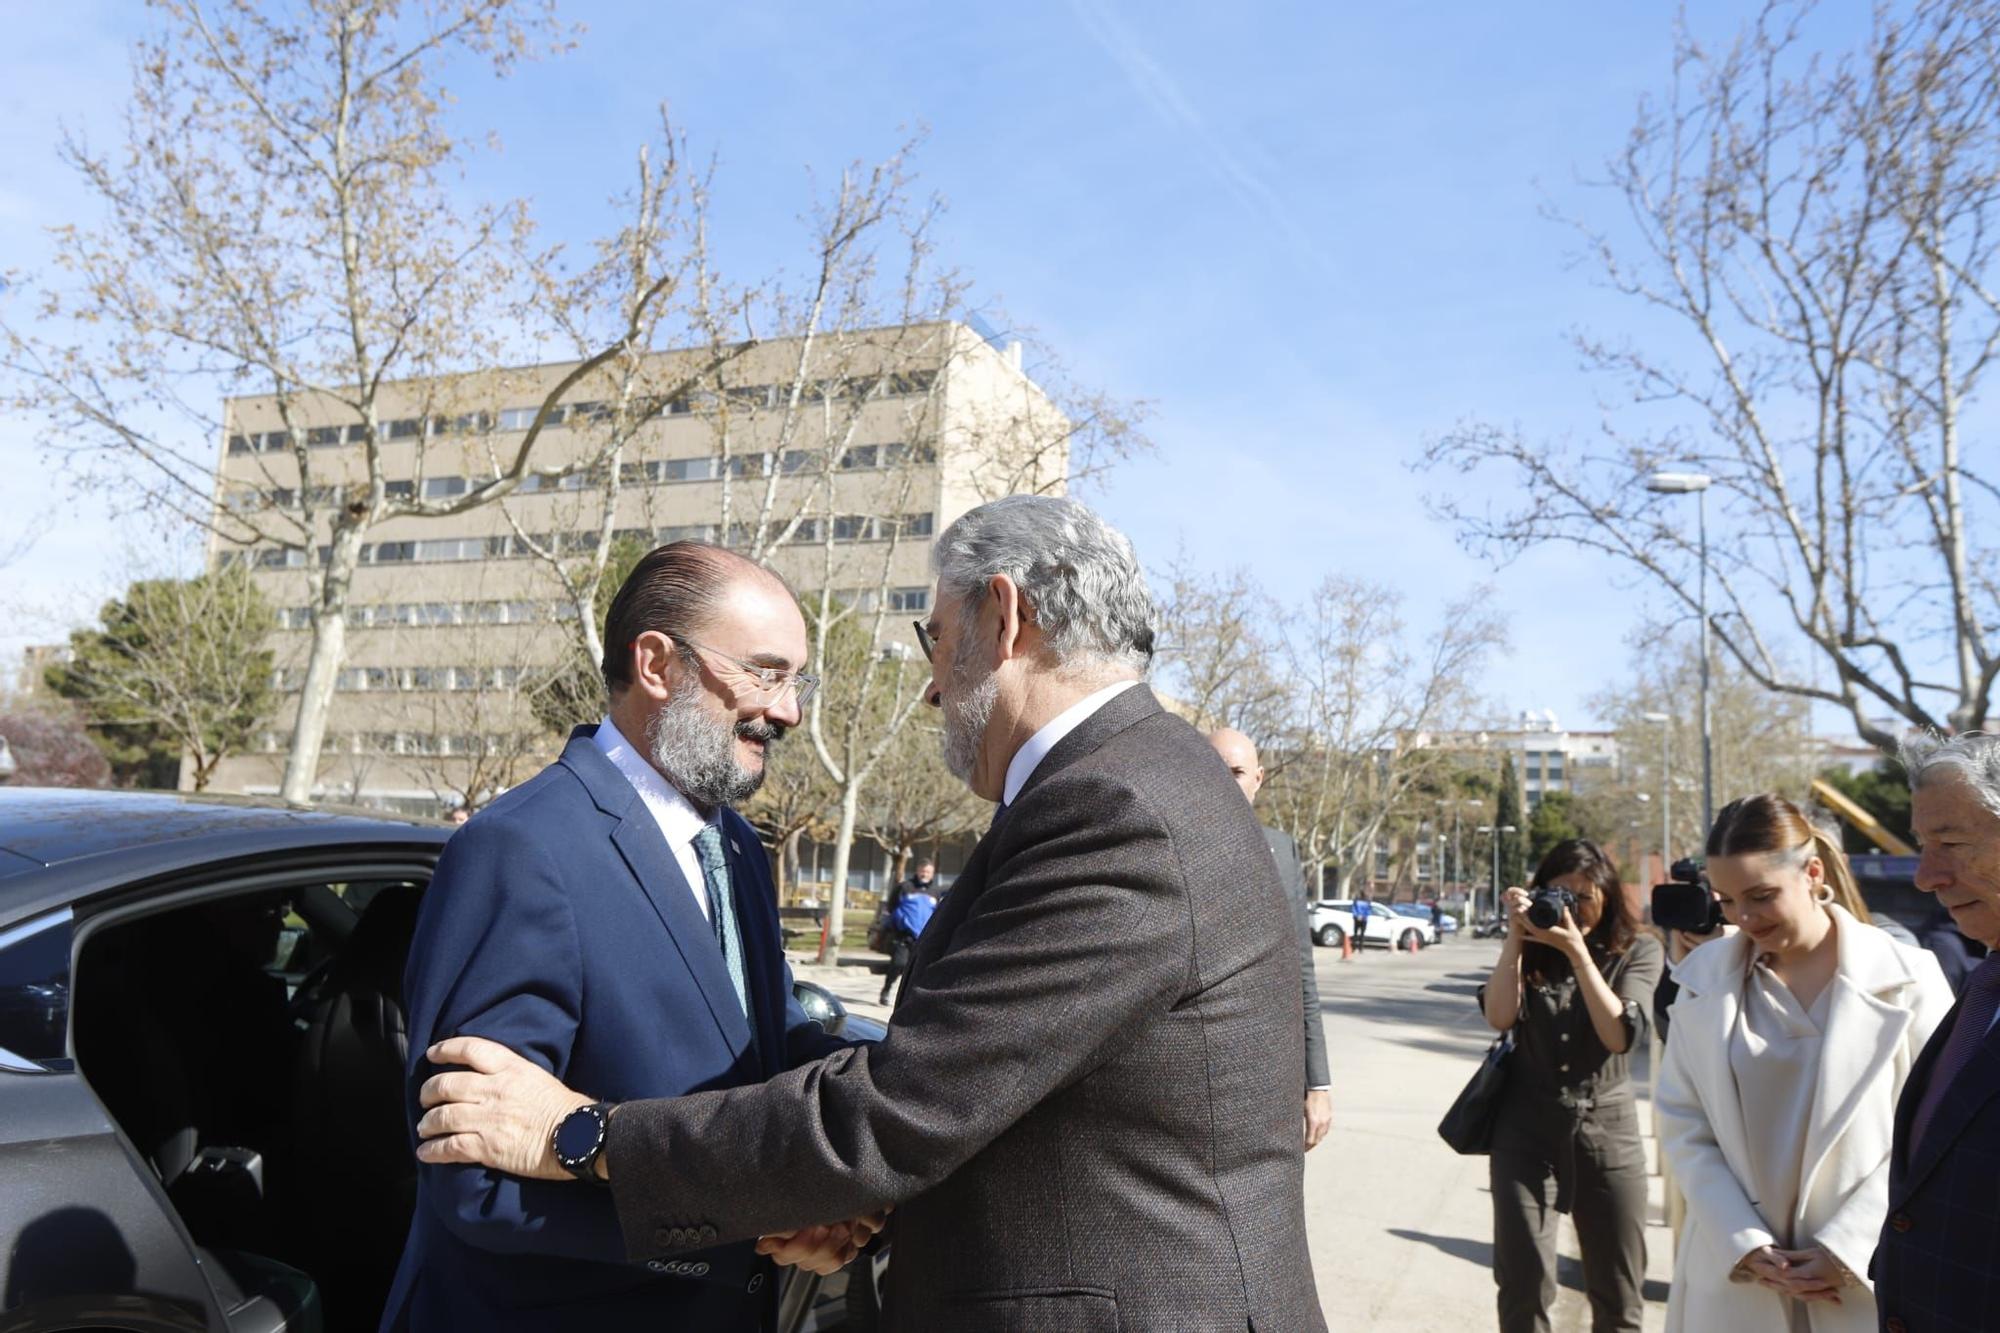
[
  {"left": 306, "top": 426, "right": 343, "bottom": 447},
  {"left": 386, "top": 418, "right": 423, "bottom": 439},
  {"left": 422, "top": 476, "right": 467, "bottom": 499},
  {"left": 888, "top": 587, "right": 930, "bottom": 612},
  {"left": 498, "top": 406, "right": 537, "bottom": 431}
]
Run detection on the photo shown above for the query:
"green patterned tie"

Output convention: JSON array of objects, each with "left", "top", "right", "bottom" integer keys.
[{"left": 692, "top": 823, "right": 755, "bottom": 1041}]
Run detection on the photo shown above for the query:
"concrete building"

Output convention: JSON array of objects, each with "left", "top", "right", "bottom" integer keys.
[
  {"left": 1418, "top": 710, "right": 1623, "bottom": 811},
  {"left": 203, "top": 321, "right": 1066, "bottom": 814}
]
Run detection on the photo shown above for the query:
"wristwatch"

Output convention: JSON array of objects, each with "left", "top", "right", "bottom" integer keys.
[{"left": 552, "top": 1102, "right": 615, "bottom": 1183}]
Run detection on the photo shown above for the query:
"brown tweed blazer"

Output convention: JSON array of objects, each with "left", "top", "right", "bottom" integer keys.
[{"left": 603, "top": 686, "right": 1324, "bottom": 1331}]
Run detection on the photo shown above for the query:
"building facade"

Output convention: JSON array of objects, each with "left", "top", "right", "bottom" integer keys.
[{"left": 203, "top": 321, "right": 1066, "bottom": 813}]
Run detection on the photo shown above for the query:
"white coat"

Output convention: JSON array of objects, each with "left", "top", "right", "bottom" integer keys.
[{"left": 1656, "top": 906, "right": 1953, "bottom": 1333}]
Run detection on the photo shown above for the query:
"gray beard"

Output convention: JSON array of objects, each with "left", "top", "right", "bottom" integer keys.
[
  {"left": 645, "top": 687, "right": 775, "bottom": 809},
  {"left": 942, "top": 662, "right": 999, "bottom": 785}
]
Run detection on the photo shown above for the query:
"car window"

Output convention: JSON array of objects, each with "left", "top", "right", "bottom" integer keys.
[{"left": 0, "top": 913, "right": 73, "bottom": 1069}]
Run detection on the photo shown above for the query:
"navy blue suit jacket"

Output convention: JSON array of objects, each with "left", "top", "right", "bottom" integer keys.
[
  {"left": 380, "top": 726, "right": 846, "bottom": 1332},
  {"left": 1874, "top": 994, "right": 2000, "bottom": 1333}
]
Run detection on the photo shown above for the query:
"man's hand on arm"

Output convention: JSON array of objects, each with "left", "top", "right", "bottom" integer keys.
[
  {"left": 416, "top": 1035, "right": 594, "bottom": 1181},
  {"left": 755, "top": 1209, "right": 891, "bottom": 1276}
]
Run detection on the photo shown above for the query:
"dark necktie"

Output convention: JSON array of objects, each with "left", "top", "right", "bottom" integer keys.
[
  {"left": 692, "top": 823, "right": 755, "bottom": 1043},
  {"left": 1910, "top": 955, "right": 2000, "bottom": 1154}
]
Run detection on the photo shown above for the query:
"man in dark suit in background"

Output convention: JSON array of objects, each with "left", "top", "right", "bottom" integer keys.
[
  {"left": 413, "top": 495, "right": 1325, "bottom": 1332},
  {"left": 381, "top": 542, "right": 864, "bottom": 1332},
  {"left": 1211, "top": 726, "right": 1333, "bottom": 1150},
  {"left": 1875, "top": 731, "right": 2000, "bottom": 1333}
]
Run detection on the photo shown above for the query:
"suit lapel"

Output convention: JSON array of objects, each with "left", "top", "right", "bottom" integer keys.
[
  {"left": 719, "top": 816, "right": 786, "bottom": 1077},
  {"left": 1901, "top": 1015, "right": 2000, "bottom": 1198},
  {"left": 559, "top": 727, "right": 753, "bottom": 1060},
  {"left": 1892, "top": 1007, "right": 1954, "bottom": 1200}
]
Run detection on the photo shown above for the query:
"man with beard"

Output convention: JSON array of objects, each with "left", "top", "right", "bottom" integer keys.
[
  {"left": 411, "top": 496, "right": 1325, "bottom": 1331},
  {"left": 380, "top": 542, "right": 872, "bottom": 1333}
]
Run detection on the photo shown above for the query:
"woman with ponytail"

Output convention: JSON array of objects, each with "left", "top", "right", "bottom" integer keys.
[{"left": 1657, "top": 795, "right": 1954, "bottom": 1332}]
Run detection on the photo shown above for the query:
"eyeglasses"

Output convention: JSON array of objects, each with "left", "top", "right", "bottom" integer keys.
[
  {"left": 912, "top": 619, "right": 936, "bottom": 663},
  {"left": 679, "top": 637, "right": 820, "bottom": 708}
]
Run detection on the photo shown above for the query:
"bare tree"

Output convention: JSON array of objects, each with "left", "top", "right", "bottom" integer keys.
[
  {"left": 1583, "top": 636, "right": 1818, "bottom": 859},
  {"left": 1261, "top": 580, "right": 1508, "bottom": 895},
  {"left": 1151, "top": 560, "right": 1289, "bottom": 744},
  {"left": 1423, "top": 0, "right": 2000, "bottom": 750},
  {"left": 0, "top": 702, "right": 114, "bottom": 788},
  {"left": 0, "top": 1, "right": 744, "bottom": 804},
  {"left": 857, "top": 713, "right": 984, "bottom": 884}
]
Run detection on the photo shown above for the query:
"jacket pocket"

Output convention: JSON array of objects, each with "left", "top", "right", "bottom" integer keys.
[{"left": 944, "top": 1285, "right": 1121, "bottom": 1331}]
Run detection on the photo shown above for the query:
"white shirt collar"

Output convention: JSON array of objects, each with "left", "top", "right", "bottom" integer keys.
[
  {"left": 1001, "top": 679, "right": 1143, "bottom": 807},
  {"left": 592, "top": 715, "right": 711, "bottom": 854}
]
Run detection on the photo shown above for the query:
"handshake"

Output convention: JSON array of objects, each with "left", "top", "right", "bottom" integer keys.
[{"left": 416, "top": 1035, "right": 888, "bottom": 1277}]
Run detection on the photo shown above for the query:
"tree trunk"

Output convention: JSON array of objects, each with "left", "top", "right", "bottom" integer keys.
[
  {"left": 280, "top": 526, "right": 364, "bottom": 804},
  {"left": 817, "top": 783, "right": 863, "bottom": 963}
]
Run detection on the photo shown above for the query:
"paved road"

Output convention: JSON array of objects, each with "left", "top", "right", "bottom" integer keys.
[{"left": 792, "top": 935, "right": 1674, "bottom": 1332}]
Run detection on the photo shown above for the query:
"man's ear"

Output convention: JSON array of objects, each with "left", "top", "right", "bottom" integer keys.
[
  {"left": 989, "top": 574, "right": 1032, "bottom": 662},
  {"left": 630, "top": 630, "right": 680, "bottom": 701}
]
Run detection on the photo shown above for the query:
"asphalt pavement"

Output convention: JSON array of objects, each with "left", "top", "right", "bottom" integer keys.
[{"left": 790, "top": 934, "right": 1674, "bottom": 1332}]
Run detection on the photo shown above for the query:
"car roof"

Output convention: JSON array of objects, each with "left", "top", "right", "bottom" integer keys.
[{"left": 0, "top": 788, "right": 451, "bottom": 901}]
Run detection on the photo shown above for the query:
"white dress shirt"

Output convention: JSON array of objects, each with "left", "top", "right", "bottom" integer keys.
[
  {"left": 1001, "top": 679, "right": 1144, "bottom": 807},
  {"left": 593, "top": 716, "right": 712, "bottom": 920}
]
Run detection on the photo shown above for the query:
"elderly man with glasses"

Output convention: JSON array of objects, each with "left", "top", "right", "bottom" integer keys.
[
  {"left": 381, "top": 541, "right": 868, "bottom": 1333},
  {"left": 1874, "top": 731, "right": 2000, "bottom": 1333},
  {"left": 412, "top": 495, "right": 1325, "bottom": 1332}
]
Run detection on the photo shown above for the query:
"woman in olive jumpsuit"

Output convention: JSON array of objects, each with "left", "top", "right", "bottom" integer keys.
[{"left": 1480, "top": 839, "right": 1663, "bottom": 1333}]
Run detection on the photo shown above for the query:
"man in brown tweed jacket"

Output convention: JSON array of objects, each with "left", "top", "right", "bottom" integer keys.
[{"left": 416, "top": 495, "right": 1325, "bottom": 1331}]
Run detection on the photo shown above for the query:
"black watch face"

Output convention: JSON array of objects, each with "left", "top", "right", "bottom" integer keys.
[{"left": 554, "top": 1107, "right": 603, "bottom": 1166}]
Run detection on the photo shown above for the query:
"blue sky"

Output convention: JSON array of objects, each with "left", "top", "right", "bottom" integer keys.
[{"left": 0, "top": 1, "right": 1870, "bottom": 729}]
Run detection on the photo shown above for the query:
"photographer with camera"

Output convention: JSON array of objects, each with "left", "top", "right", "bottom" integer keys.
[
  {"left": 1480, "top": 839, "right": 1662, "bottom": 1333},
  {"left": 1655, "top": 794, "right": 1953, "bottom": 1333}
]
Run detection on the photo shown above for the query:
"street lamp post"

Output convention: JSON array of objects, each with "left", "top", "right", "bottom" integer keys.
[
  {"left": 1646, "top": 470, "right": 1715, "bottom": 834},
  {"left": 1476, "top": 824, "right": 1519, "bottom": 922}
]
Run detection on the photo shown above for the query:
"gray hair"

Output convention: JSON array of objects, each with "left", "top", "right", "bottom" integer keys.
[
  {"left": 931, "top": 495, "right": 1154, "bottom": 676},
  {"left": 1900, "top": 731, "right": 2000, "bottom": 820}
]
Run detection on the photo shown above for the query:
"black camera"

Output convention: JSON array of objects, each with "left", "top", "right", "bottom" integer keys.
[
  {"left": 1526, "top": 886, "right": 1577, "bottom": 930},
  {"left": 1651, "top": 858, "right": 1723, "bottom": 934}
]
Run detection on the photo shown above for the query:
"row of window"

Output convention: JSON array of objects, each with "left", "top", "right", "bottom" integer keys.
[
  {"left": 251, "top": 729, "right": 541, "bottom": 757},
  {"left": 225, "top": 372, "right": 941, "bottom": 456},
  {"left": 226, "top": 442, "right": 938, "bottom": 512},
  {"left": 223, "top": 513, "right": 936, "bottom": 572},
  {"left": 274, "top": 585, "right": 930, "bottom": 633},
  {"left": 271, "top": 665, "right": 528, "bottom": 694}
]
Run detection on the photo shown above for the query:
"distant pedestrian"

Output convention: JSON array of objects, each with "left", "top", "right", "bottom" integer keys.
[
  {"left": 878, "top": 859, "right": 938, "bottom": 1005},
  {"left": 1657, "top": 795, "right": 1950, "bottom": 1333},
  {"left": 1481, "top": 839, "right": 1662, "bottom": 1333},
  {"left": 1430, "top": 899, "right": 1445, "bottom": 934},
  {"left": 1209, "top": 728, "right": 1334, "bottom": 1150},
  {"left": 1351, "top": 893, "right": 1372, "bottom": 954},
  {"left": 1874, "top": 732, "right": 2000, "bottom": 1333},
  {"left": 445, "top": 805, "right": 470, "bottom": 827}
]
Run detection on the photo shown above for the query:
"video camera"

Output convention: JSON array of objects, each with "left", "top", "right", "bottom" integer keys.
[{"left": 1650, "top": 858, "right": 1723, "bottom": 934}]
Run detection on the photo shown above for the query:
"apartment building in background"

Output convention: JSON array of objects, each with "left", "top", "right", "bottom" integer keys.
[{"left": 202, "top": 320, "right": 1067, "bottom": 814}]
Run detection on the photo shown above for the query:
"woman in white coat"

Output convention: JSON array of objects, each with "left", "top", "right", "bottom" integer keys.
[{"left": 1658, "top": 794, "right": 1953, "bottom": 1333}]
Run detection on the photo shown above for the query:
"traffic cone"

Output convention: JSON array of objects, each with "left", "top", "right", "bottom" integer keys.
[
  {"left": 1340, "top": 932, "right": 1353, "bottom": 962},
  {"left": 1405, "top": 932, "right": 1420, "bottom": 957}
]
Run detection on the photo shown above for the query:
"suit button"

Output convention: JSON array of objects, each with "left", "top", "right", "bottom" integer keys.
[
  {"left": 1890, "top": 1212, "right": 1914, "bottom": 1233},
  {"left": 654, "top": 1227, "right": 674, "bottom": 1247},
  {"left": 647, "top": 1259, "right": 669, "bottom": 1274},
  {"left": 699, "top": 1225, "right": 718, "bottom": 1244},
  {"left": 747, "top": 1273, "right": 765, "bottom": 1294}
]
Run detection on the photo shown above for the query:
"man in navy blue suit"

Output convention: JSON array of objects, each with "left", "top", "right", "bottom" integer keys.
[
  {"left": 1875, "top": 731, "right": 2000, "bottom": 1333},
  {"left": 380, "top": 541, "right": 867, "bottom": 1332}
]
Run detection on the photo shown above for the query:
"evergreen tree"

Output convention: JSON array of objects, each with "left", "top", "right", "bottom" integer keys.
[{"left": 1526, "top": 789, "right": 1583, "bottom": 867}]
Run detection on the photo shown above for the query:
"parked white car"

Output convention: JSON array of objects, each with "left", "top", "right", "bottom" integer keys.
[{"left": 1309, "top": 899, "right": 1436, "bottom": 951}]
